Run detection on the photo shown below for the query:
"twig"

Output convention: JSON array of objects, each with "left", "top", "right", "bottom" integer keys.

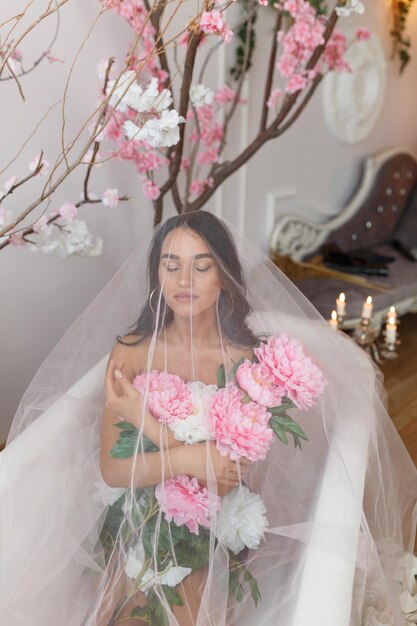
[{"left": 260, "top": 9, "right": 282, "bottom": 131}]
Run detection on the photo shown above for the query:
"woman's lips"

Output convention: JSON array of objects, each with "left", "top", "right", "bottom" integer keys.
[{"left": 174, "top": 293, "right": 198, "bottom": 303}]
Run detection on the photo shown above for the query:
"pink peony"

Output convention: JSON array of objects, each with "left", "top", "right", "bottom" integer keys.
[
  {"left": 209, "top": 385, "right": 274, "bottom": 461},
  {"left": 155, "top": 475, "right": 221, "bottom": 534},
  {"left": 132, "top": 370, "right": 193, "bottom": 424},
  {"left": 254, "top": 334, "right": 326, "bottom": 410},
  {"left": 236, "top": 360, "right": 285, "bottom": 407}
]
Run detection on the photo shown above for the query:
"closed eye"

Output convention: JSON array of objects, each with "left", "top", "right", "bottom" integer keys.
[{"left": 194, "top": 266, "right": 210, "bottom": 272}]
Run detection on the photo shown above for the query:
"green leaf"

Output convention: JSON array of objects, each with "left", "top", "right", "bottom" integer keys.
[
  {"left": 243, "top": 568, "right": 261, "bottom": 607},
  {"left": 161, "top": 585, "right": 184, "bottom": 606},
  {"left": 110, "top": 422, "right": 158, "bottom": 458},
  {"left": 130, "top": 605, "right": 149, "bottom": 619},
  {"left": 269, "top": 415, "right": 308, "bottom": 448},
  {"left": 175, "top": 532, "right": 210, "bottom": 569},
  {"left": 142, "top": 515, "right": 158, "bottom": 559},
  {"left": 269, "top": 418, "right": 289, "bottom": 445},
  {"left": 229, "top": 356, "right": 246, "bottom": 382},
  {"left": 217, "top": 363, "right": 226, "bottom": 388}
]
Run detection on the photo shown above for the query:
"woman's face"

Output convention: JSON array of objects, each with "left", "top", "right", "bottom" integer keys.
[{"left": 158, "top": 227, "right": 222, "bottom": 318}]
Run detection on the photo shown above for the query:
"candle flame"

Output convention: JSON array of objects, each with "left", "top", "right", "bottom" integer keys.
[
  {"left": 331, "top": 310, "right": 338, "bottom": 321},
  {"left": 389, "top": 306, "right": 396, "bottom": 314},
  {"left": 339, "top": 292, "right": 345, "bottom": 302},
  {"left": 366, "top": 296, "right": 372, "bottom": 304},
  {"left": 388, "top": 316, "right": 396, "bottom": 325}
]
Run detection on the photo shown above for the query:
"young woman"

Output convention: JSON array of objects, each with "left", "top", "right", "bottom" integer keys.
[{"left": 0, "top": 211, "right": 416, "bottom": 626}]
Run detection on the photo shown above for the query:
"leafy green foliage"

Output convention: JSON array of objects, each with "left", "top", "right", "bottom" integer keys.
[
  {"left": 228, "top": 554, "right": 261, "bottom": 608},
  {"left": 269, "top": 413, "right": 308, "bottom": 449},
  {"left": 391, "top": 0, "right": 416, "bottom": 73},
  {"left": 110, "top": 421, "right": 158, "bottom": 459},
  {"left": 217, "top": 363, "right": 226, "bottom": 388}
]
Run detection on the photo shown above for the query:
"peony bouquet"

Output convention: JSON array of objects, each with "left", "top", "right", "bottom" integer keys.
[{"left": 99, "top": 333, "right": 326, "bottom": 623}]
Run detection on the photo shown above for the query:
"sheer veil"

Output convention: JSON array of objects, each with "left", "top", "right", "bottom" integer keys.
[{"left": 0, "top": 210, "right": 416, "bottom": 626}]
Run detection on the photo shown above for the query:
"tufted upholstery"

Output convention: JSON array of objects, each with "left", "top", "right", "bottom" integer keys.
[{"left": 319, "top": 154, "right": 417, "bottom": 253}]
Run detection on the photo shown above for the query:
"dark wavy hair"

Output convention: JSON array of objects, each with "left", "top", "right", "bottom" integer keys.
[{"left": 117, "top": 210, "right": 258, "bottom": 348}]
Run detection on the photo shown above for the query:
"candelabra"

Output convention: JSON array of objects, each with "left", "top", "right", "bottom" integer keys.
[{"left": 329, "top": 296, "right": 400, "bottom": 364}]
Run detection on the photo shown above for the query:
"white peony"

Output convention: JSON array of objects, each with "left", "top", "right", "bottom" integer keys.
[
  {"left": 125, "top": 541, "right": 191, "bottom": 593},
  {"left": 215, "top": 485, "right": 268, "bottom": 554},
  {"left": 190, "top": 83, "right": 214, "bottom": 108},
  {"left": 335, "top": 0, "right": 365, "bottom": 17},
  {"left": 92, "top": 479, "right": 127, "bottom": 507},
  {"left": 170, "top": 381, "right": 217, "bottom": 444}
]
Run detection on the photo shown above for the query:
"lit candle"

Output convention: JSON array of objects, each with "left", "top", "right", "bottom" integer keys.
[
  {"left": 336, "top": 292, "right": 346, "bottom": 318},
  {"left": 387, "top": 305, "right": 397, "bottom": 322},
  {"left": 329, "top": 310, "right": 338, "bottom": 330},
  {"left": 385, "top": 316, "right": 397, "bottom": 343},
  {"left": 361, "top": 296, "right": 373, "bottom": 320}
]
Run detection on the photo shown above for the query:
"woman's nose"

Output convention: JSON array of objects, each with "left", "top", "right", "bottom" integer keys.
[{"left": 178, "top": 265, "right": 192, "bottom": 287}]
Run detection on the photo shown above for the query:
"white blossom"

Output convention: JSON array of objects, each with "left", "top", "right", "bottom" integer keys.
[
  {"left": 170, "top": 381, "right": 216, "bottom": 444},
  {"left": 190, "top": 84, "right": 214, "bottom": 108},
  {"left": 129, "top": 109, "right": 185, "bottom": 148},
  {"left": 0, "top": 208, "right": 12, "bottom": 228},
  {"left": 215, "top": 485, "right": 268, "bottom": 554},
  {"left": 125, "top": 541, "right": 191, "bottom": 593},
  {"left": 58, "top": 220, "right": 103, "bottom": 257},
  {"left": 335, "top": 0, "right": 365, "bottom": 17},
  {"left": 102, "top": 188, "right": 120, "bottom": 209},
  {"left": 107, "top": 71, "right": 144, "bottom": 112},
  {"left": 93, "top": 479, "right": 127, "bottom": 507},
  {"left": 138, "top": 77, "right": 173, "bottom": 113},
  {"left": 29, "top": 154, "right": 50, "bottom": 177},
  {"left": 107, "top": 73, "right": 173, "bottom": 114}
]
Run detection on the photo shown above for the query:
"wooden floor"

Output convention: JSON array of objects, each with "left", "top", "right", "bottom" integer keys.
[{"left": 379, "top": 313, "right": 417, "bottom": 467}]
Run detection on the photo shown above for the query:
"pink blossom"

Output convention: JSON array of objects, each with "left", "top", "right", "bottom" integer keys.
[
  {"left": 33, "top": 215, "right": 50, "bottom": 233},
  {"left": 4, "top": 176, "right": 17, "bottom": 192},
  {"left": 209, "top": 385, "right": 274, "bottom": 461},
  {"left": 196, "top": 148, "right": 219, "bottom": 166},
  {"left": 59, "top": 202, "right": 78, "bottom": 222},
  {"left": 236, "top": 360, "right": 285, "bottom": 407},
  {"left": 155, "top": 475, "right": 221, "bottom": 534},
  {"left": 285, "top": 73, "right": 307, "bottom": 93},
  {"left": 9, "top": 233, "right": 26, "bottom": 247},
  {"left": 254, "top": 334, "right": 327, "bottom": 410},
  {"left": 102, "top": 188, "right": 120, "bottom": 208},
  {"left": 141, "top": 177, "right": 161, "bottom": 200},
  {"left": 181, "top": 156, "right": 191, "bottom": 170},
  {"left": 214, "top": 85, "right": 236, "bottom": 104},
  {"left": 322, "top": 31, "right": 350, "bottom": 72},
  {"left": 189, "top": 180, "right": 206, "bottom": 196},
  {"left": 266, "top": 88, "right": 282, "bottom": 108},
  {"left": 29, "top": 154, "right": 49, "bottom": 177},
  {"left": 356, "top": 27, "right": 371, "bottom": 41},
  {"left": 199, "top": 11, "right": 224, "bottom": 35},
  {"left": 132, "top": 370, "right": 193, "bottom": 424},
  {"left": 199, "top": 11, "right": 233, "bottom": 43}
]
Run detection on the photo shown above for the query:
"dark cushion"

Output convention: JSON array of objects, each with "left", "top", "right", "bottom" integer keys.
[{"left": 392, "top": 185, "right": 417, "bottom": 261}]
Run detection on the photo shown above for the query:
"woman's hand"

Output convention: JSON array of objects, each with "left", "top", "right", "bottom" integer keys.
[
  {"left": 104, "top": 358, "right": 143, "bottom": 425},
  {"left": 184, "top": 441, "right": 250, "bottom": 495}
]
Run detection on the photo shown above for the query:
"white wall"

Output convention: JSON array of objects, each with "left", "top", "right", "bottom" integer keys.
[{"left": 1, "top": 0, "right": 416, "bottom": 441}]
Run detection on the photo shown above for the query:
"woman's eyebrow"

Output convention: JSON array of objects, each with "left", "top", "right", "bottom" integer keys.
[{"left": 160, "top": 253, "right": 213, "bottom": 260}]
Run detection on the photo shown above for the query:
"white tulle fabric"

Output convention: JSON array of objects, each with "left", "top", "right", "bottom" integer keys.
[{"left": 0, "top": 214, "right": 416, "bottom": 626}]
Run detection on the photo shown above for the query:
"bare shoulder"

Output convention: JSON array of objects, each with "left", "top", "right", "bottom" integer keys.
[{"left": 109, "top": 334, "right": 152, "bottom": 377}]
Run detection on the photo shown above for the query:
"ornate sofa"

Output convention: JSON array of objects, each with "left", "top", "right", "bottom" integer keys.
[{"left": 269, "top": 147, "right": 417, "bottom": 328}]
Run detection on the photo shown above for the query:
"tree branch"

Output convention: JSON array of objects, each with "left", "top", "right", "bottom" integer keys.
[{"left": 260, "top": 9, "right": 282, "bottom": 131}]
